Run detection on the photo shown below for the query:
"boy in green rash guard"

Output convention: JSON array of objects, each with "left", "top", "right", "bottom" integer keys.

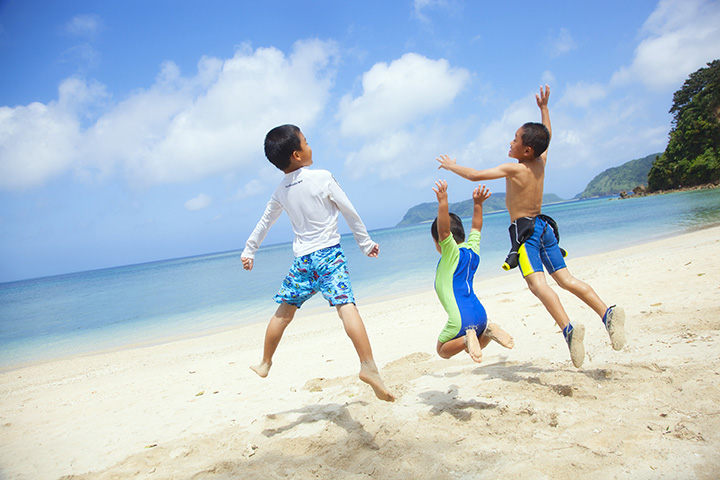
[{"left": 431, "top": 180, "right": 515, "bottom": 363}]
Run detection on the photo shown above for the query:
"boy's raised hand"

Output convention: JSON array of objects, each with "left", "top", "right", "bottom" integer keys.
[
  {"left": 473, "top": 184, "right": 491, "bottom": 204},
  {"left": 432, "top": 179, "right": 449, "bottom": 202},
  {"left": 436, "top": 154, "right": 457, "bottom": 171},
  {"left": 536, "top": 84, "right": 550, "bottom": 109}
]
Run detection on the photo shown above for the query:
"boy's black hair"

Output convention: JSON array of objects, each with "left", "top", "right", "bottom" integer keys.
[
  {"left": 431, "top": 213, "right": 466, "bottom": 244},
  {"left": 520, "top": 122, "right": 550, "bottom": 157},
  {"left": 264, "top": 124, "right": 301, "bottom": 171}
]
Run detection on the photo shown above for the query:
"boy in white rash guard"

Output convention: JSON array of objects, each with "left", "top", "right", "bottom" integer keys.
[{"left": 241, "top": 124, "right": 394, "bottom": 402}]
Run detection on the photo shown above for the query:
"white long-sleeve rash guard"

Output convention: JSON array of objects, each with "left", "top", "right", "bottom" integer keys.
[{"left": 241, "top": 167, "right": 376, "bottom": 259}]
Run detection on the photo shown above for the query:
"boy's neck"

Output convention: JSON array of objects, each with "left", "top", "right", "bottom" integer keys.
[
  {"left": 284, "top": 164, "right": 309, "bottom": 174},
  {"left": 517, "top": 155, "right": 541, "bottom": 164}
]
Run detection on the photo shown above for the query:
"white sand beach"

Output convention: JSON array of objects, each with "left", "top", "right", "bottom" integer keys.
[{"left": 1, "top": 226, "right": 719, "bottom": 480}]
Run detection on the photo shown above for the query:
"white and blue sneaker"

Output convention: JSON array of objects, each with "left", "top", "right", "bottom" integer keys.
[
  {"left": 563, "top": 322, "right": 585, "bottom": 368},
  {"left": 603, "top": 305, "right": 626, "bottom": 351}
]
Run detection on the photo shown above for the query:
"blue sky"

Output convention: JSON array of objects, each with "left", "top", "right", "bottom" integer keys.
[{"left": 1, "top": 0, "right": 719, "bottom": 282}]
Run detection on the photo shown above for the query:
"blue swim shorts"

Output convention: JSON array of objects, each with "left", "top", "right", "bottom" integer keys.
[
  {"left": 518, "top": 216, "right": 567, "bottom": 277},
  {"left": 274, "top": 244, "right": 355, "bottom": 308}
]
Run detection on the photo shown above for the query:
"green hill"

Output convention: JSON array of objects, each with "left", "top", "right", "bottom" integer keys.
[
  {"left": 579, "top": 153, "right": 660, "bottom": 199},
  {"left": 396, "top": 192, "right": 565, "bottom": 226}
]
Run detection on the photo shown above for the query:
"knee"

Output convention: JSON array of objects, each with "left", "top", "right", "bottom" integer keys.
[
  {"left": 274, "top": 309, "right": 296, "bottom": 325},
  {"left": 276, "top": 314, "right": 294, "bottom": 327},
  {"left": 525, "top": 276, "right": 547, "bottom": 297},
  {"left": 437, "top": 350, "right": 452, "bottom": 360},
  {"left": 557, "top": 275, "right": 585, "bottom": 293},
  {"left": 436, "top": 343, "right": 452, "bottom": 359}
]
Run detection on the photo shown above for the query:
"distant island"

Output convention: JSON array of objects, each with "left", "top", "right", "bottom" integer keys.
[{"left": 396, "top": 192, "right": 565, "bottom": 226}]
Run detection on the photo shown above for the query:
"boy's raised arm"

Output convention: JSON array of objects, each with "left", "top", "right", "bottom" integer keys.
[
  {"left": 536, "top": 85, "right": 551, "bottom": 163},
  {"left": 470, "top": 184, "right": 491, "bottom": 233},
  {"left": 432, "top": 180, "right": 451, "bottom": 242}
]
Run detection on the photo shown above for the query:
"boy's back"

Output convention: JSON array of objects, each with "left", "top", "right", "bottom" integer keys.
[{"left": 261, "top": 167, "right": 375, "bottom": 257}]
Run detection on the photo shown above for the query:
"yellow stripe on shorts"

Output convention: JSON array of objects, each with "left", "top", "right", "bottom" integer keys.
[{"left": 518, "top": 243, "right": 535, "bottom": 277}]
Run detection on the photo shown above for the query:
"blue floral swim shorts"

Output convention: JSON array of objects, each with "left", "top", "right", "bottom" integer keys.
[{"left": 274, "top": 244, "right": 355, "bottom": 308}]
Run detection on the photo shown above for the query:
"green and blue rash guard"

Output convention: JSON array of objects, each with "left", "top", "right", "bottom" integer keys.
[{"left": 434, "top": 230, "right": 488, "bottom": 343}]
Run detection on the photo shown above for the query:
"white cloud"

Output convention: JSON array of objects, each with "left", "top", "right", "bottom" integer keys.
[
  {"left": 337, "top": 53, "right": 470, "bottom": 137},
  {"left": 343, "top": 121, "right": 464, "bottom": 181},
  {"left": 560, "top": 82, "right": 608, "bottom": 108},
  {"left": 611, "top": 0, "right": 720, "bottom": 91},
  {"left": 64, "top": 14, "right": 102, "bottom": 37},
  {"left": 0, "top": 77, "right": 106, "bottom": 190},
  {"left": 184, "top": 193, "right": 212, "bottom": 212},
  {"left": 234, "top": 178, "right": 266, "bottom": 200},
  {"left": 413, "top": 0, "right": 453, "bottom": 23},
  {"left": 460, "top": 97, "right": 536, "bottom": 166},
  {"left": 541, "top": 71, "right": 556, "bottom": 86},
  {"left": 0, "top": 39, "right": 339, "bottom": 191},
  {"left": 546, "top": 28, "right": 577, "bottom": 57},
  {"left": 344, "top": 130, "right": 418, "bottom": 179}
]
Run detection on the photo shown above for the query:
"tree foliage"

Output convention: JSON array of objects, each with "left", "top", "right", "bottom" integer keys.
[{"left": 648, "top": 60, "right": 720, "bottom": 191}]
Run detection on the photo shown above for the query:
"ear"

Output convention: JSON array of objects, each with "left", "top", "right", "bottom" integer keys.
[{"left": 290, "top": 149, "right": 302, "bottom": 162}]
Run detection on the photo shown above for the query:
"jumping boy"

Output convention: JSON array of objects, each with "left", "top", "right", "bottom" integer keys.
[
  {"left": 241, "top": 124, "right": 394, "bottom": 402},
  {"left": 436, "top": 85, "right": 626, "bottom": 368},
  {"left": 431, "top": 180, "right": 514, "bottom": 363}
]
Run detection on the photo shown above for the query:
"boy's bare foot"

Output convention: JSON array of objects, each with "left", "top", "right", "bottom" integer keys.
[
  {"left": 250, "top": 361, "right": 271, "bottom": 378},
  {"left": 484, "top": 323, "right": 515, "bottom": 349},
  {"left": 359, "top": 360, "right": 395, "bottom": 402},
  {"left": 464, "top": 329, "right": 483, "bottom": 363}
]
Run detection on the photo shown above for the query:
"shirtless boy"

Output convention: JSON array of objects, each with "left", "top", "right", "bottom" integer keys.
[{"left": 436, "top": 85, "right": 626, "bottom": 368}]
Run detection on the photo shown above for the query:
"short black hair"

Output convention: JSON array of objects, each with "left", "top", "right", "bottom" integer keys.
[
  {"left": 264, "top": 124, "right": 301, "bottom": 171},
  {"left": 431, "top": 212, "right": 466, "bottom": 244},
  {"left": 520, "top": 122, "right": 550, "bottom": 157}
]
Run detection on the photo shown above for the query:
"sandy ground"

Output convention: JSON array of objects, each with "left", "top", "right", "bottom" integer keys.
[{"left": 1, "top": 226, "right": 719, "bottom": 480}]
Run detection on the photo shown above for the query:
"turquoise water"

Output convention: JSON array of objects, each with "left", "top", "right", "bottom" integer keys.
[{"left": 1, "top": 188, "right": 719, "bottom": 369}]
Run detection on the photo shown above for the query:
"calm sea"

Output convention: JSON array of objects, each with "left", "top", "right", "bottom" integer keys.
[{"left": 1, "top": 188, "right": 720, "bottom": 370}]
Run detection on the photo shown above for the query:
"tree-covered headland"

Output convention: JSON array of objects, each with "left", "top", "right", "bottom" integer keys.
[{"left": 648, "top": 60, "right": 720, "bottom": 191}]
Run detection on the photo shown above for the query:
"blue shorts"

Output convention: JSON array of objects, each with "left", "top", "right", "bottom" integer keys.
[
  {"left": 518, "top": 216, "right": 567, "bottom": 277},
  {"left": 274, "top": 244, "right": 355, "bottom": 308}
]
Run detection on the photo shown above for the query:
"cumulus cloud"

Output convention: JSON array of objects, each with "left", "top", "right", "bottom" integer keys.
[
  {"left": 344, "top": 130, "right": 418, "bottom": 180},
  {"left": 546, "top": 28, "right": 577, "bottom": 57},
  {"left": 0, "top": 39, "right": 339, "bottom": 191},
  {"left": 459, "top": 97, "right": 536, "bottom": 167},
  {"left": 337, "top": 53, "right": 470, "bottom": 137},
  {"left": 413, "top": 0, "right": 457, "bottom": 23},
  {"left": 63, "top": 14, "right": 102, "bottom": 37},
  {"left": 611, "top": 0, "right": 720, "bottom": 90},
  {"left": 560, "top": 82, "right": 608, "bottom": 108},
  {"left": 0, "top": 77, "right": 107, "bottom": 190},
  {"left": 234, "top": 178, "right": 266, "bottom": 200},
  {"left": 184, "top": 193, "right": 212, "bottom": 212}
]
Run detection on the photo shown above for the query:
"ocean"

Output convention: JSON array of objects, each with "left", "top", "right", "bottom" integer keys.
[{"left": 1, "top": 187, "right": 720, "bottom": 370}]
